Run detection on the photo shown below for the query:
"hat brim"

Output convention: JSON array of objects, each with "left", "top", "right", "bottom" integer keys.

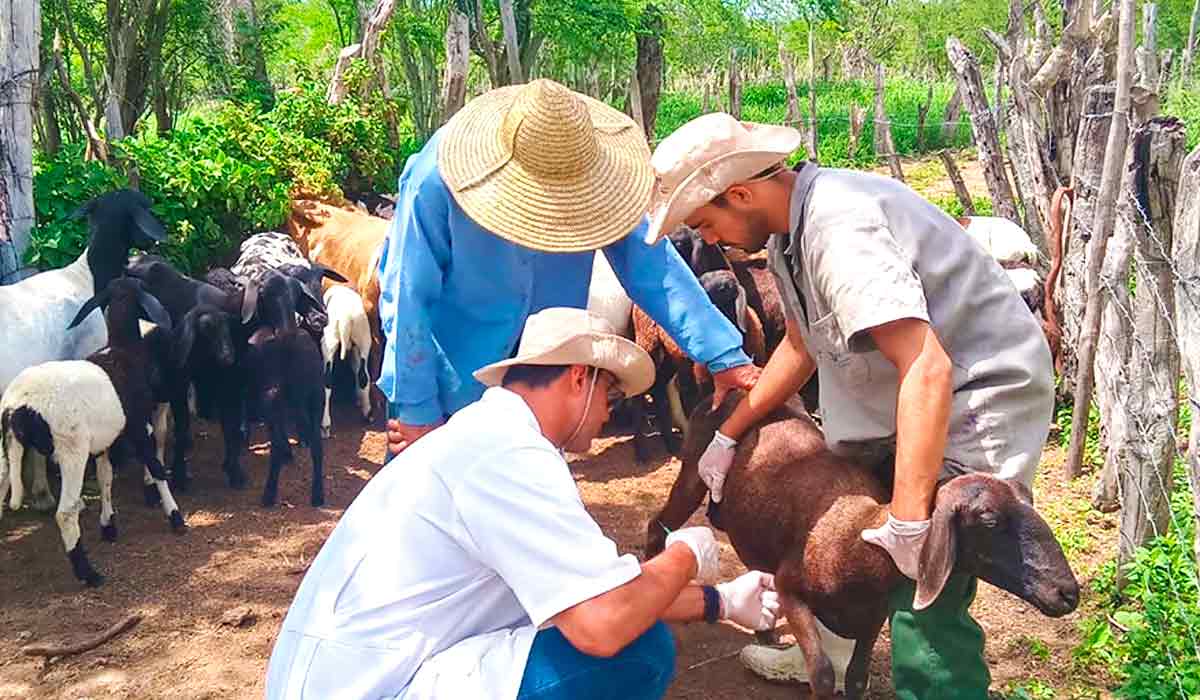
[
  {"left": 645, "top": 125, "right": 804, "bottom": 245},
  {"left": 473, "top": 332, "right": 655, "bottom": 398},
  {"left": 439, "top": 86, "right": 654, "bottom": 253}
]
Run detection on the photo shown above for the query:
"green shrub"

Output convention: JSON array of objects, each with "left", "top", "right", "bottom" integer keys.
[
  {"left": 1073, "top": 463, "right": 1200, "bottom": 699},
  {"left": 1163, "top": 82, "right": 1200, "bottom": 151},
  {"left": 28, "top": 145, "right": 129, "bottom": 271}
]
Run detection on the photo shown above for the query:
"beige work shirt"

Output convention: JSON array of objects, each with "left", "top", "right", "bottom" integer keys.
[{"left": 768, "top": 164, "right": 1054, "bottom": 487}]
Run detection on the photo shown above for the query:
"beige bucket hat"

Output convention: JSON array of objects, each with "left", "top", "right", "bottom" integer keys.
[
  {"left": 438, "top": 79, "right": 654, "bottom": 253},
  {"left": 474, "top": 307, "right": 654, "bottom": 397},
  {"left": 645, "top": 112, "right": 804, "bottom": 245}
]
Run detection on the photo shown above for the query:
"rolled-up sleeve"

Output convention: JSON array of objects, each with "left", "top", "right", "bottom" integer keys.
[
  {"left": 376, "top": 144, "right": 454, "bottom": 425},
  {"left": 606, "top": 217, "right": 751, "bottom": 372}
]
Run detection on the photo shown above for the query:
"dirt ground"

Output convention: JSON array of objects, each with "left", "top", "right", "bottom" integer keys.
[{"left": 0, "top": 396, "right": 1111, "bottom": 700}]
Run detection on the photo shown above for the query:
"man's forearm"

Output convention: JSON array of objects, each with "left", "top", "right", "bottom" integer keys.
[
  {"left": 660, "top": 585, "right": 706, "bottom": 623},
  {"left": 891, "top": 346, "right": 952, "bottom": 520},
  {"left": 719, "top": 327, "right": 815, "bottom": 439}
]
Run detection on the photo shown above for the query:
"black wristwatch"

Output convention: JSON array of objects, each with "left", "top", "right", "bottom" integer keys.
[{"left": 702, "top": 585, "right": 722, "bottom": 624}]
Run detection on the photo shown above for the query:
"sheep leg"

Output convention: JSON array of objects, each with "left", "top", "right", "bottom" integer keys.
[
  {"left": 630, "top": 395, "right": 653, "bottom": 463},
  {"left": 304, "top": 392, "right": 326, "bottom": 507},
  {"left": 354, "top": 349, "right": 372, "bottom": 423},
  {"left": 96, "top": 452, "right": 117, "bottom": 542},
  {"left": 651, "top": 369, "right": 682, "bottom": 455},
  {"left": 27, "top": 450, "right": 56, "bottom": 512},
  {"left": 843, "top": 622, "right": 883, "bottom": 700},
  {"left": 133, "top": 428, "right": 186, "bottom": 532},
  {"left": 219, "top": 386, "right": 248, "bottom": 490},
  {"left": 779, "top": 597, "right": 837, "bottom": 699},
  {"left": 321, "top": 358, "right": 334, "bottom": 439},
  {"left": 644, "top": 454, "right": 709, "bottom": 558},
  {"left": 168, "top": 386, "right": 192, "bottom": 493},
  {"left": 261, "top": 415, "right": 291, "bottom": 507},
  {"left": 54, "top": 449, "right": 102, "bottom": 587},
  {"left": 152, "top": 403, "right": 169, "bottom": 470}
]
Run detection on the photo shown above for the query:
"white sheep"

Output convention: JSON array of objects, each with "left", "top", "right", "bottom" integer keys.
[
  {"left": 0, "top": 190, "right": 164, "bottom": 512},
  {"left": 321, "top": 285, "right": 374, "bottom": 438},
  {"left": 958, "top": 215, "right": 1041, "bottom": 267},
  {"left": 0, "top": 278, "right": 185, "bottom": 586}
]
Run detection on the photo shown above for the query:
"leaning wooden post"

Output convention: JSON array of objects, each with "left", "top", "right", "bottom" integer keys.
[
  {"left": 941, "top": 84, "right": 964, "bottom": 143},
  {"left": 848, "top": 104, "right": 866, "bottom": 162},
  {"left": 728, "top": 48, "right": 742, "bottom": 120},
  {"left": 1065, "top": 0, "right": 1136, "bottom": 479},
  {"left": 873, "top": 63, "right": 904, "bottom": 181},
  {"left": 780, "top": 43, "right": 802, "bottom": 125},
  {"left": 946, "top": 36, "right": 1021, "bottom": 224},
  {"left": 1115, "top": 118, "right": 1186, "bottom": 582},
  {"left": 1174, "top": 143, "right": 1200, "bottom": 576},
  {"left": 939, "top": 151, "right": 976, "bottom": 215}
]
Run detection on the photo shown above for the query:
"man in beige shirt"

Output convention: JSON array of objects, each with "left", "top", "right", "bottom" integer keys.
[{"left": 646, "top": 113, "right": 1054, "bottom": 699}]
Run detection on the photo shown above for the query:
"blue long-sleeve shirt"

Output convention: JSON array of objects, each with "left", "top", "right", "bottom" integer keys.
[{"left": 376, "top": 128, "right": 751, "bottom": 425}]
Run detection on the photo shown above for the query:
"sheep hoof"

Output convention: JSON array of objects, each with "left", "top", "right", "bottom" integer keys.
[
  {"left": 260, "top": 493, "right": 278, "bottom": 508},
  {"left": 321, "top": 426, "right": 332, "bottom": 439},
  {"left": 362, "top": 411, "right": 373, "bottom": 425},
  {"left": 84, "top": 571, "right": 106, "bottom": 588},
  {"left": 30, "top": 492, "right": 57, "bottom": 512},
  {"left": 171, "top": 472, "right": 192, "bottom": 493},
  {"left": 101, "top": 519, "right": 119, "bottom": 542},
  {"left": 169, "top": 510, "right": 187, "bottom": 532},
  {"left": 68, "top": 545, "right": 104, "bottom": 587},
  {"left": 310, "top": 493, "right": 325, "bottom": 508},
  {"left": 143, "top": 483, "right": 162, "bottom": 507}
]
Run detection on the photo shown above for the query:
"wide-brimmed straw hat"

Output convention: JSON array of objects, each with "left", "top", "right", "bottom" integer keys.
[
  {"left": 644, "top": 112, "right": 804, "bottom": 245},
  {"left": 438, "top": 79, "right": 654, "bottom": 253},
  {"left": 474, "top": 307, "right": 654, "bottom": 397}
]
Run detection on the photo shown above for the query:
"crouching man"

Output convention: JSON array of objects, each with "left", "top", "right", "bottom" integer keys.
[{"left": 265, "top": 307, "right": 780, "bottom": 700}]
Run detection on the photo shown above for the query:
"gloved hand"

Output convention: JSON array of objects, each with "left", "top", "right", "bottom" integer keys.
[
  {"left": 716, "top": 571, "right": 781, "bottom": 631},
  {"left": 861, "top": 514, "right": 931, "bottom": 580},
  {"left": 666, "top": 526, "right": 721, "bottom": 584},
  {"left": 698, "top": 431, "right": 738, "bottom": 503}
]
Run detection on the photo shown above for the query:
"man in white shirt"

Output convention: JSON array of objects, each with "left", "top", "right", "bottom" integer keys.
[{"left": 265, "top": 307, "right": 780, "bottom": 700}]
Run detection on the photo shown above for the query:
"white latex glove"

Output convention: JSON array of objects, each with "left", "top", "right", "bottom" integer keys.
[
  {"left": 861, "top": 514, "right": 931, "bottom": 580},
  {"left": 666, "top": 526, "right": 721, "bottom": 584},
  {"left": 716, "top": 571, "right": 781, "bottom": 631},
  {"left": 699, "top": 431, "right": 738, "bottom": 503}
]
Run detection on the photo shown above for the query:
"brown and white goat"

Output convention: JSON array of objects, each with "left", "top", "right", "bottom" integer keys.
[{"left": 646, "top": 393, "right": 1080, "bottom": 699}]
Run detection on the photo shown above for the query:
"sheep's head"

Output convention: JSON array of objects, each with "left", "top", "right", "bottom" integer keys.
[
  {"left": 176, "top": 305, "right": 237, "bottom": 369},
  {"left": 70, "top": 189, "right": 166, "bottom": 250},
  {"left": 668, "top": 225, "right": 728, "bottom": 276},
  {"left": 915, "top": 473, "right": 1079, "bottom": 617},
  {"left": 246, "top": 270, "right": 324, "bottom": 332}
]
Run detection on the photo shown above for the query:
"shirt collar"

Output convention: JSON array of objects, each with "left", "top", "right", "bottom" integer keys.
[{"left": 784, "top": 162, "right": 815, "bottom": 256}]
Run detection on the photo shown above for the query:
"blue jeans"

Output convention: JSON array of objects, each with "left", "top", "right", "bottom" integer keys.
[{"left": 516, "top": 622, "right": 676, "bottom": 700}]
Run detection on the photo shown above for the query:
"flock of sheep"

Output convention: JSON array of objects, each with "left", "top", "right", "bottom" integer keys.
[{"left": 0, "top": 186, "right": 1054, "bottom": 596}]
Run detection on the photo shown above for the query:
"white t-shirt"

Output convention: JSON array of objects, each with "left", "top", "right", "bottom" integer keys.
[{"left": 264, "top": 387, "right": 643, "bottom": 700}]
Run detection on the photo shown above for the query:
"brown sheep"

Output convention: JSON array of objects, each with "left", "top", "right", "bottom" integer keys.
[
  {"left": 285, "top": 200, "right": 391, "bottom": 411},
  {"left": 646, "top": 393, "right": 1080, "bottom": 699}
]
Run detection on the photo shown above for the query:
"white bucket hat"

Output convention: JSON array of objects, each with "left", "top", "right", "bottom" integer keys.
[
  {"left": 474, "top": 307, "right": 654, "bottom": 397},
  {"left": 438, "top": 79, "right": 654, "bottom": 253},
  {"left": 645, "top": 113, "right": 804, "bottom": 245}
]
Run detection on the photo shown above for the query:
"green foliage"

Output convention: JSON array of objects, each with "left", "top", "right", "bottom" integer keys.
[
  {"left": 1073, "top": 463, "right": 1200, "bottom": 699},
  {"left": 654, "top": 78, "right": 972, "bottom": 167},
  {"left": 1163, "top": 81, "right": 1200, "bottom": 151},
  {"left": 29, "top": 86, "right": 397, "bottom": 275},
  {"left": 1055, "top": 398, "right": 1103, "bottom": 468},
  {"left": 1002, "top": 679, "right": 1057, "bottom": 700},
  {"left": 930, "top": 194, "right": 995, "bottom": 219}
]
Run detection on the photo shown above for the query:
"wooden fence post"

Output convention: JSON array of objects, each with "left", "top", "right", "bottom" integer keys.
[
  {"left": 873, "top": 63, "right": 904, "bottom": 181},
  {"left": 946, "top": 36, "right": 1020, "bottom": 224},
  {"left": 728, "top": 48, "right": 742, "bottom": 120},
  {"left": 1172, "top": 143, "right": 1200, "bottom": 576},
  {"left": 939, "top": 151, "right": 976, "bottom": 216},
  {"left": 1116, "top": 118, "right": 1187, "bottom": 582},
  {"left": 1065, "top": 0, "right": 1137, "bottom": 479},
  {"left": 848, "top": 104, "right": 866, "bottom": 162}
]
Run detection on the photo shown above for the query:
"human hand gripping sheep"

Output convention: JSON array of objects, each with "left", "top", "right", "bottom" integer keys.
[{"left": 666, "top": 526, "right": 781, "bottom": 631}]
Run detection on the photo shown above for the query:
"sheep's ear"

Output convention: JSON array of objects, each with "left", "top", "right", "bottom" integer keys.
[
  {"left": 733, "top": 282, "right": 750, "bottom": 333},
  {"left": 312, "top": 263, "right": 348, "bottom": 284},
  {"left": 132, "top": 205, "right": 167, "bottom": 243},
  {"left": 68, "top": 289, "right": 111, "bottom": 330},
  {"left": 175, "top": 313, "right": 197, "bottom": 368},
  {"left": 913, "top": 495, "right": 959, "bottom": 611},
  {"left": 67, "top": 198, "right": 96, "bottom": 221},
  {"left": 292, "top": 278, "right": 324, "bottom": 315},
  {"left": 137, "top": 290, "right": 172, "bottom": 331},
  {"left": 239, "top": 278, "right": 259, "bottom": 325}
]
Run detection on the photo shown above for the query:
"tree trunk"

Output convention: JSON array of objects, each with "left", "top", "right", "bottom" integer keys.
[
  {"left": 1007, "top": 0, "right": 1052, "bottom": 252},
  {"left": 780, "top": 43, "right": 801, "bottom": 124},
  {"left": 441, "top": 7, "right": 470, "bottom": 124},
  {"left": 946, "top": 37, "right": 1019, "bottom": 223},
  {"left": 916, "top": 84, "right": 933, "bottom": 152},
  {"left": 327, "top": 0, "right": 396, "bottom": 104},
  {"left": 40, "top": 80, "right": 62, "bottom": 156},
  {"left": 941, "top": 84, "right": 963, "bottom": 142},
  {"left": 728, "top": 48, "right": 741, "bottom": 120},
  {"left": 807, "top": 25, "right": 818, "bottom": 159},
  {"left": 1065, "top": 0, "right": 1137, "bottom": 479},
  {"left": 1060, "top": 86, "right": 1115, "bottom": 398},
  {"left": 701, "top": 68, "right": 713, "bottom": 114},
  {"left": 636, "top": 4, "right": 663, "bottom": 143},
  {"left": 1115, "top": 118, "right": 1186, "bottom": 582},
  {"left": 939, "top": 151, "right": 976, "bottom": 215},
  {"left": 1184, "top": 0, "right": 1200, "bottom": 79},
  {"left": 1174, "top": 144, "right": 1200, "bottom": 577},
  {"left": 0, "top": 0, "right": 39, "bottom": 283},
  {"left": 628, "top": 69, "right": 644, "bottom": 134},
  {"left": 499, "top": 0, "right": 523, "bottom": 84},
  {"left": 469, "top": 0, "right": 501, "bottom": 88},
  {"left": 848, "top": 104, "right": 866, "bottom": 162},
  {"left": 873, "top": 63, "right": 903, "bottom": 181}
]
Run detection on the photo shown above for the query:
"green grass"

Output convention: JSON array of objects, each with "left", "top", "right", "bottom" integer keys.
[
  {"left": 653, "top": 78, "right": 974, "bottom": 168},
  {"left": 1163, "top": 81, "right": 1200, "bottom": 151}
]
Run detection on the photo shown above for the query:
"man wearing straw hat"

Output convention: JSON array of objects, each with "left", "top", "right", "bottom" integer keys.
[
  {"left": 645, "top": 113, "right": 1055, "bottom": 699},
  {"left": 265, "top": 307, "right": 781, "bottom": 700},
  {"left": 376, "top": 79, "right": 759, "bottom": 454}
]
